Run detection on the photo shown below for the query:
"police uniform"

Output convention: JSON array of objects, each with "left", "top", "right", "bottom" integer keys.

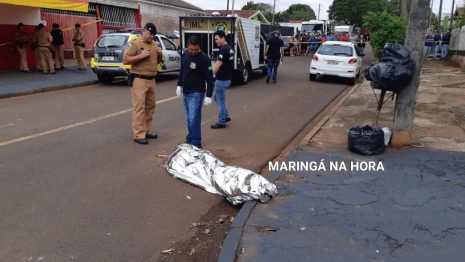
[
  {"left": 36, "top": 27, "right": 55, "bottom": 74},
  {"left": 32, "top": 29, "right": 43, "bottom": 71},
  {"left": 14, "top": 28, "right": 30, "bottom": 72},
  {"left": 73, "top": 28, "right": 86, "bottom": 70},
  {"left": 123, "top": 23, "right": 162, "bottom": 143}
]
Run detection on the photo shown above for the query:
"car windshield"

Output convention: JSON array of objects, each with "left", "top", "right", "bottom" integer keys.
[
  {"left": 318, "top": 45, "right": 353, "bottom": 56},
  {"left": 96, "top": 35, "right": 129, "bottom": 48},
  {"left": 282, "top": 36, "right": 291, "bottom": 43}
]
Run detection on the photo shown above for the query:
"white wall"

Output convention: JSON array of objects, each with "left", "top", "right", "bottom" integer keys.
[{"left": 0, "top": 4, "right": 41, "bottom": 25}]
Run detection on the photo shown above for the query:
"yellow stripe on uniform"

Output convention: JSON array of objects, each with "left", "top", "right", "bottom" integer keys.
[{"left": 0, "top": 96, "right": 179, "bottom": 147}]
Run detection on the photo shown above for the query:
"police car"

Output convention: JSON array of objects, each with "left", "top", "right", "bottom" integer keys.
[{"left": 91, "top": 29, "right": 181, "bottom": 84}]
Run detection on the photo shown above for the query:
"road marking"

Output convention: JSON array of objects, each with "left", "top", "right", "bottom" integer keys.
[
  {"left": 0, "top": 123, "right": 15, "bottom": 129},
  {"left": 0, "top": 96, "right": 179, "bottom": 147}
]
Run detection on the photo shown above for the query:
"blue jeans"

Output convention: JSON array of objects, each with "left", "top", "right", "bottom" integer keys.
[
  {"left": 433, "top": 45, "right": 440, "bottom": 58},
  {"left": 183, "top": 92, "right": 204, "bottom": 146},
  {"left": 213, "top": 80, "right": 231, "bottom": 125},
  {"left": 441, "top": 44, "right": 449, "bottom": 58},
  {"left": 267, "top": 58, "right": 280, "bottom": 80}
]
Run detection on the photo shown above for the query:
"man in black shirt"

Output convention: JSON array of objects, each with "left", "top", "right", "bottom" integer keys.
[
  {"left": 176, "top": 35, "right": 214, "bottom": 149},
  {"left": 264, "top": 31, "right": 284, "bottom": 84},
  {"left": 211, "top": 30, "right": 234, "bottom": 129},
  {"left": 51, "top": 23, "right": 65, "bottom": 69},
  {"left": 441, "top": 31, "right": 451, "bottom": 61}
]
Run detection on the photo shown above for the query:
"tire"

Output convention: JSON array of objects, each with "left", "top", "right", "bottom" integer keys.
[
  {"left": 97, "top": 75, "right": 115, "bottom": 85},
  {"left": 309, "top": 73, "right": 316, "bottom": 81},
  {"left": 348, "top": 77, "right": 356, "bottom": 86},
  {"left": 235, "top": 64, "right": 250, "bottom": 85}
]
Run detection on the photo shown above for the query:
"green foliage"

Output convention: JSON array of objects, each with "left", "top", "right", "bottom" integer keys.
[
  {"left": 363, "top": 11, "right": 407, "bottom": 58},
  {"left": 241, "top": 2, "right": 315, "bottom": 25},
  {"left": 241, "top": 1, "right": 273, "bottom": 13},
  {"left": 329, "top": 0, "right": 388, "bottom": 27},
  {"left": 386, "top": 0, "right": 401, "bottom": 16}
]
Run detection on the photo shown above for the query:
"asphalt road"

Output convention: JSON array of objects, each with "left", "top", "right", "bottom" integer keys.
[{"left": 0, "top": 45, "right": 375, "bottom": 261}]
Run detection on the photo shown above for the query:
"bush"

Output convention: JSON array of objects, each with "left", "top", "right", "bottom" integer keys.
[{"left": 363, "top": 11, "right": 407, "bottom": 59}]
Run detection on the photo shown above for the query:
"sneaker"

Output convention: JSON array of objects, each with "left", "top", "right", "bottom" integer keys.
[
  {"left": 211, "top": 123, "right": 226, "bottom": 129},
  {"left": 226, "top": 117, "right": 231, "bottom": 123},
  {"left": 273, "top": 80, "right": 277, "bottom": 84},
  {"left": 266, "top": 76, "right": 271, "bottom": 83}
]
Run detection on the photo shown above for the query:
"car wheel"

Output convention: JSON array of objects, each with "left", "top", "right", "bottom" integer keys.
[
  {"left": 348, "top": 77, "right": 356, "bottom": 85},
  {"left": 235, "top": 64, "right": 250, "bottom": 85},
  {"left": 309, "top": 73, "right": 316, "bottom": 81},
  {"left": 97, "top": 75, "right": 115, "bottom": 85}
]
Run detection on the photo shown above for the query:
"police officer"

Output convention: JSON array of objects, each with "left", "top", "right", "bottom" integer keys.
[
  {"left": 32, "top": 26, "right": 43, "bottom": 72},
  {"left": 123, "top": 23, "right": 163, "bottom": 145},
  {"left": 176, "top": 35, "right": 214, "bottom": 149},
  {"left": 72, "top": 23, "right": 86, "bottom": 70},
  {"left": 14, "top": 23, "right": 32, "bottom": 73},
  {"left": 51, "top": 23, "right": 65, "bottom": 70},
  {"left": 36, "top": 23, "right": 55, "bottom": 74}
]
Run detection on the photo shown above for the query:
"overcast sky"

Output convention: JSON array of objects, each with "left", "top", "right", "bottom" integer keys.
[{"left": 193, "top": 0, "right": 463, "bottom": 21}]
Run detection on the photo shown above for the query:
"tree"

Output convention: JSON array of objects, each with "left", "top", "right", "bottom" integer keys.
[
  {"left": 329, "top": 0, "right": 388, "bottom": 27},
  {"left": 280, "top": 4, "right": 316, "bottom": 21},
  {"left": 363, "top": 11, "right": 407, "bottom": 58},
  {"left": 386, "top": 0, "right": 401, "bottom": 16},
  {"left": 241, "top": 1, "right": 273, "bottom": 13}
]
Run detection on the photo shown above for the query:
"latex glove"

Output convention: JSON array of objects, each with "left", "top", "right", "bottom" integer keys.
[
  {"left": 204, "top": 97, "right": 212, "bottom": 106},
  {"left": 176, "top": 86, "right": 182, "bottom": 96}
]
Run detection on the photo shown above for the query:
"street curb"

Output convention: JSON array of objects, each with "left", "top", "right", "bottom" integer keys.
[
  {"left": 217, "top": 80, "right": 364, "bottom": 262},
  {"left": 298, "top": 80, "right": 363, "bottom": 147},
  {"left": 0, "top": 80, "right": 99, "bottom": 100}
]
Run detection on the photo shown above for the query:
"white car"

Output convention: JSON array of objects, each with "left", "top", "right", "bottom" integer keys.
[{"left": 309, "top": 41, "right": 364, "bottom": 85}]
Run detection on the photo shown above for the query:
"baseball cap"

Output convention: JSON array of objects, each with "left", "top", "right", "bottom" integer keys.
[
  {"left": 38, "top": 23, "right": 45, "bottom": 29},
  {"left": 145, "top": 23, "right": 157, "bottom": 35}
]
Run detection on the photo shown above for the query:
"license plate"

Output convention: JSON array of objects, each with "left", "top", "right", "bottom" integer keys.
[
  {"left": 102, "top": 56, "right": 114, "bottom": 61},
  {"left": 327, "top": 60, "right": 338, "bottom": 65}
]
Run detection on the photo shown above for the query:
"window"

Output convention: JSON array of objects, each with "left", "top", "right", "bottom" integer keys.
[
  {"left": 96, "top": 35, "right": 128, "bottom": 48},
  {"left": 162, "top": 38, "right": 177, "bottom": 51},
  {"left": 318, "top": 45, "right": 353, "bottom": 56}
]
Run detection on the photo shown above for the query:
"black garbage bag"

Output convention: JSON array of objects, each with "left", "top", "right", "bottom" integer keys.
[
  {"left": 364, "top": 61, "right": 379, "bottom": 82},
  {"left": 365, "top": 61, "right": 416, "bottom": 92},
  {"left": 348, "top": 125, "right": 385, "bottom": 155},
  {"left": 381, "top": 43, "right": 412, "bottom": 65}
]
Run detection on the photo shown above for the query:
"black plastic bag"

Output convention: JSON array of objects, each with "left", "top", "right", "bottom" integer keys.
[
  {"left": 348, "top": 125, "right": 385, "bottom": 155},
  {"left": 364, "top": 61, "right": 379, "bottom": 82},
  {"left": 381, "top": 43, "right": 412, "bottom": 65},
  {"left": 365, "top": 61, "right": 415, "bottom": 92}
]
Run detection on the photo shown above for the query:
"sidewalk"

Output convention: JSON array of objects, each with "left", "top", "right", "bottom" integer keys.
[
  {"left": 222, "top": 61, "right": 465, "bottom": 262},
  {"left": 0, "top": 58, "right": 97, "bottom": 99}
]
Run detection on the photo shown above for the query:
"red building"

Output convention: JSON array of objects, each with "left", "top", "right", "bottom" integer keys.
[{"left": 0, "top": 0, "right": 141, "bottom": 70}]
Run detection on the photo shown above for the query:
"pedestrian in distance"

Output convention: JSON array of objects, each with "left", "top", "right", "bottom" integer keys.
[
  {"left": 423, "top": 32, "right": 434, "bottom": 60},
  {"left": 441, "top": 31, "right": 451, "bottom": 61},
  {"left": 176, "top": 35, "right": 214, "bottom": 149},
  {"left": 35, "top": 23, "right": 55, "bottom": 74},
  {"left": 211, "top": 30, "right": 234, "bottom": 129},
  {"left": 72, "top": 23, "right": 86, "bottom": 70},
  {"left": 264, "top": 31, "right": 284, "bottom": 84},
  {"left": 14, "top": 23, "right": 32, "bottom": 73},
  {"left": 51, "top": 23, "right": 65, "bottom": 70},
  {"left": 123, "top": 22, "right": 163, "bottom": 145}
]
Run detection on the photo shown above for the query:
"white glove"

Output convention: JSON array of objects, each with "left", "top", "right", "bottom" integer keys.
[
  {"left": 176, "top": 86, "right": 182, "bottom": 96},
  {"left": 204, "top": 97, "right": 212, "bottom": 106}
]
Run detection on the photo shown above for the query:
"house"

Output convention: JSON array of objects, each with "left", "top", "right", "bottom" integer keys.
[{"left": 205, "top": 10, "right": 270, "bottom": 24}]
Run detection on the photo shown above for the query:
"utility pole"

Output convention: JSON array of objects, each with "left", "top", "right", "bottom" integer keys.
[
  {"left": 318, "top": 4, "right": 321, "bottom": 20},
  {"left": 227, "top": 0, "right": 229, "bottom": 14},
  {"left": 271, "top": 0, "right": 276, "bottom": 25},
  {"left": 232, "top": 0, "right": 235, "bottom": 15},
  {"left": 428, "top": 0, "right": 434, "bottom": 28},
  {"left": 449, "top": 0, "right": 456, "bottom": 30},
  {"left": 391, "top": 0, "right": 431, "bottom": 147},
  {"left": 438, "top": 0, "right": 443, "bottom": 25}
]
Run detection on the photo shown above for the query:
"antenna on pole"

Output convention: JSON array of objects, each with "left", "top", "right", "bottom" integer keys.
[{"left": 318, "top": 4, "right": 321, "bottom": 20}]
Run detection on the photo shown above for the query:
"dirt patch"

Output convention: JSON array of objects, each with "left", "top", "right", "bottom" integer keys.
[
  {"left": 253, "top": 226, "right": 280, "bottom": 235},
  {"left": 157, "top": 201, "right": 240, "bottom": 262},
  {"left": 277, "top": 173, "right": 298, "bottom": 183}
]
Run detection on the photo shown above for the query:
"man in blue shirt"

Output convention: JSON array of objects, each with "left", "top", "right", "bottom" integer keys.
[
  {"left": 432, "top": 31, "right": 442, "bottom": 59},
  {"left": 326, "top": 33, "right": 333, "bottom": 41},
  {"left": 423, "top": 32, "right": 434, "bottom": 60}
]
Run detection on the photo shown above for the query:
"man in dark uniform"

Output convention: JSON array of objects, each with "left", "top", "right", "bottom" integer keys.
[
  {"left": 36, "top": 23, "right": 55, "bottom": 74},
  {"left": 264, "top": 31, "right": 284, "bottom": 84},
  {"left": 123, "top": 23, "right": 163, "bottom": 145},
  {"left": 51, "top": 23, "right": 65, "bottom": 70},
  {"left": 211, "top": 30, "right": 234, "bottom": 129},
  {"left": 176, "top": 35, "right": 214, "bottom": 149},
  {"left": 14, "top": 23, "right": 32, "bottom": 73}
]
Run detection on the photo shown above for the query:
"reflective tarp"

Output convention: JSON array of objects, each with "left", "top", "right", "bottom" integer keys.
[
  {"left": 164, "top": 143, "right": 277, "bottom": 205},
  {"left": 0, "top": 0, "right": 88, "bottom": 13}
]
